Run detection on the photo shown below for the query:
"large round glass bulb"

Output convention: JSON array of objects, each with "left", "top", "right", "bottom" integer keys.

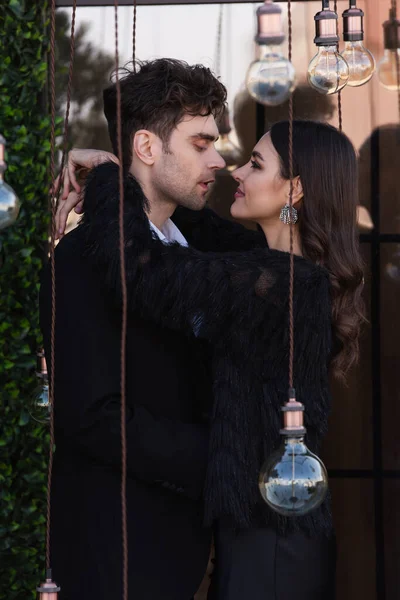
[
  {"left": 385, "top": 244, "right": 400, "bottom": 282},
  {"left": 0, "top": 179, "right": 20, "bottom": 231},
  {"left": 259, "top": 436, "right": 328, "bottom": 516},
  {"left": 308, "top": 45, "right": 349, "bottom": 95},
  {"left": 378, "top": 49, "right": 400, "bottom": 90},
  {"left": 215, "top": 134, "right": 242, "bottom": 172},
  {"left": 246, "top": 47, "right": 296, "bottom": 106},
  {"left": 30, "top": 381, "right": 51, "bottom": 424},
  {"left": 340, "top": 41, "right": 375, "bottom": 87}
]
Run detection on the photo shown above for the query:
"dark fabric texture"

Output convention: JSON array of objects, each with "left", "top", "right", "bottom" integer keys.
[
  {"left": 171, "top": 205, "right": 266, "bottom": 253},
  {"left": 39, "top": 228, "right": 214, "bottom": 599},
  {"left": 208, "top": 517, "right": 336, "bottom": 600},
  {"left": 80, "top": 162, "right": 334, "bottom": 538}
]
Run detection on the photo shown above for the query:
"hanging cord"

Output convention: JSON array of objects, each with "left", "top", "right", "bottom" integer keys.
[
  {"left": 215, "top": 5, "right": 224, "bottom": 77},
  {"left": 132, "top": 0, "right": 138, "bottom": 70},
  {"left": 333, "top": 0, "right": 343, "bottom": 131},
  {"left": 392, "top": 0, "right": 400, "bottom": 122},
  {"left": 114, "top": 2, "right": 129, "bottom": 600},
  {"left": 47, "top": 0, "right": 56, "bottom": 572},
  {"left": 337, "top": 88, "right": 343, "bottom": 131},
  {"left": 47, "top": 0, "right": 77, "bottom": 573},
  {"left": 287, "top": 0, "right": 294, "bottom": 390},
  {"left": 56, "top": 2, "right": 77, "bottom": 194}
]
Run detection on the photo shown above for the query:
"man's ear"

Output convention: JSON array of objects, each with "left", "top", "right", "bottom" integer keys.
[{"left": 133, "top": 130, "right": 162, "bottom": 166}]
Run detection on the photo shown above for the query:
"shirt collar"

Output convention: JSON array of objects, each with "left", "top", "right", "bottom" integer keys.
[{"left": 149, "top": 218, "right": 188, "bottom": 247}]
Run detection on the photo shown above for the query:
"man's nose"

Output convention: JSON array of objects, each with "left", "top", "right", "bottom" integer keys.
[{"left": 210, "top": 150, "right": 226, "bottom": 171}]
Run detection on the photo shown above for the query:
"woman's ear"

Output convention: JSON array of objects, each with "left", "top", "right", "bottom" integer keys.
[
  {"left": 293, "top": 176, "right": 303, "bottom": 203},
  {"left": 287, "top": 176, "right": 303, "bottom": 209}
]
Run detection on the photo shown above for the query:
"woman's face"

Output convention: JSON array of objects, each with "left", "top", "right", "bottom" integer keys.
[{"left": 231, "top": 133, "right": 292, "bottom": 223}]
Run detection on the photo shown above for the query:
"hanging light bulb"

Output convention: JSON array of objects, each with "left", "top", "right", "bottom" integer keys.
[
  {"left": 30, "top": 349, "right": 51, "bottom": 424},
  {"left": 37, "top": 569, "right": 60, "bottom": 599},
  {"left": 340, "top": 0, "right": 375, "bottom": 87},
  {"left": 246, "top": 0, "right": 296, "bottom": 106},
  {"left": 0, "top": 134, "right": 20, "bottom": 231},
  {"left": 259, "top": 389, "right": 328, "bottom": 516},
  {"left": 385, "top": 244, "right": 400, "bottom": 282},
  {"left": 377, "top": 7, "right": 400, "bottom": 91},
  {"left": 357, "top": 205, "right": 374, "bottom": 231},
  {"left": 215, "top": 105, "right": 242, "bottom": 172},
  {"left": 308, "top": 0, "right": 349, "bottom": 95}
]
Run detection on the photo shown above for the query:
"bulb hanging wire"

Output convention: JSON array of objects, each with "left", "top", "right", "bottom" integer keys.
[
  {"left": 132, "top": 0, "right": 138, "bottom": 68},
  {"left": 214, "top": 5, "right": 241, "bottom": 171},
  {"left": 35, "top": 0, "right": 77, "bottom": 596},
  {"left": 259, "top": 0, "right": 329, "bottom": 517},
  {"left": 333, "top": 0, "right": 343, "bottom": 128},
  {"left": 214, "top": 4, "right": 224, "bottom": 78},
  {"left": 114, "top": 1, "right": 129, "bottom": 599}
]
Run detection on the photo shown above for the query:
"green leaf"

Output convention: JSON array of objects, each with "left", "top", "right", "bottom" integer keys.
[
  {"left": 8, "top": 0, "right": 24, "bottom": 19},
  {"left": 0, "top": 2, "right": 52, "bottom": 597}
]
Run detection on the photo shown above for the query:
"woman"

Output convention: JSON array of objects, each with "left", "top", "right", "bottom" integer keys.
[{"left": 61, "top": 120, "right": 364, "bottom": 599}]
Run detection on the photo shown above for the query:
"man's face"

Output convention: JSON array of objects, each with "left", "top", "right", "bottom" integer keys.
[{"left": 151, "top": 113, "right": 226, "bottom": 211}]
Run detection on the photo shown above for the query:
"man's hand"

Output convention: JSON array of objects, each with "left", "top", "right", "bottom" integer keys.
[{"left": 54, "top": 148, "right": 119, "bottom": 238}]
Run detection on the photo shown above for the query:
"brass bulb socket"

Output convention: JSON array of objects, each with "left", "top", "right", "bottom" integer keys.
[
  {"left": 343, "top": 7, "right": 364, "bottom": 42},
  {"left": 314, "top": 9, "right": 339, "bottom": 46}
]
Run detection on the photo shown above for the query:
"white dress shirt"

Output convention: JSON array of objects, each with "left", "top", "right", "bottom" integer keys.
[
  {"left": 149, "top": 217, "right": 204, "bottom": 336},
  {"left": 149, "top": 218, "right": 188, "bottom": 247}
]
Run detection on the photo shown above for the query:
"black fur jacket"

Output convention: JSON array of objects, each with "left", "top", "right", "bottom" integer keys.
[{"left": 80, "top": 162, "right": 334, "bottom": 537}]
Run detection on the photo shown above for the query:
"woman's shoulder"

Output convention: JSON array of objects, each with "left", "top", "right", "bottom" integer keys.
[{"left": 252, "top": 247, "right": 330, "bottom": 286}]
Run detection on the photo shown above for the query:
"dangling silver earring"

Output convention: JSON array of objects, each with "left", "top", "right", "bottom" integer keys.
[{"left": 280, "top": 203, "right": 298, "bottom": 225}]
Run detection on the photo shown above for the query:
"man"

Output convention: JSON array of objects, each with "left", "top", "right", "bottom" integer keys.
[{"left": 40, "top": 58, "right": 229, "bottom": 600}]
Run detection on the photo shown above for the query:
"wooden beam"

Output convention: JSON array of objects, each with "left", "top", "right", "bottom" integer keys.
[{"left": 56, "top": 0, "right": 319, "bottom": 6}]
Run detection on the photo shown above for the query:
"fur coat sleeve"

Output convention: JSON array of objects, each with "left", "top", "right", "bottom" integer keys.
[
  {"left": 171, "top": 205, "right": 267, "bottom": 252},
  {"left": 82, "top": 163, "right": 330, "bottom": 346},
  {"left": 81, "top": 163, "right": 334, "bottom": 532}
]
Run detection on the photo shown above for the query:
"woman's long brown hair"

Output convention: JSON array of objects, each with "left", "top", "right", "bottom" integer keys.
[{"left": 271, "top": 119, "right": 365, "bottom": 381}]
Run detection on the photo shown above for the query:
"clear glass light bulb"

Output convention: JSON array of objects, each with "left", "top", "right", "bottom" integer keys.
[
  {"left": 0, "top": 134, "right": 20, "bottom": 231},
  {"left": 259, "top": 436, "right": 328, "bottom": 516},
  {"left": 0, "top": 177, "right": 20, "bottom": 231},
  {"left": 215, "top": 134, "right": 242, "bottom": 172},
  {"left": 340, "top": 41, "right": 375, "bottom": 87},
  {"left": 385, "top": 244, "right": 400, "bottom": 282},
  {"left": 357, "top": 205, "right": 374, "bottom": 231},
  {"left": 308, "top": 45, "right": 349, "bottom": 95},
  {"left": 30, "top": 381, "right": 51, "bottom": 424},
  {"left": 30, "top": 351, "right": 51, "bottom": 424},
  {"left": 246, "top": 46, "right": 296, "bottom": 106},
  {"left": 378, "top": 49, "right": 400, "bottom": 90}
]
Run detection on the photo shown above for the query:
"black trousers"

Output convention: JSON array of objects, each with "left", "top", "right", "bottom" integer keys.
[{"left": 207, "top": 519, "right": 336, "bottom": 600}]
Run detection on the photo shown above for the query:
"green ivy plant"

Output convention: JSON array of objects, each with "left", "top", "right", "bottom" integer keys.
[{"left": 0, "top": 2, "right": 54, "bottom": 598}]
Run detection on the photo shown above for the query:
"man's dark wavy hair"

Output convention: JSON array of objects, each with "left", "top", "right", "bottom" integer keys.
[{"left": 103, "top": 58, "right": 227, "bottom": 169}]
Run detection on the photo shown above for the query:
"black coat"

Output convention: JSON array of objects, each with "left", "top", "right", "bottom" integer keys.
[
  {"left": 40, "top": 227, "right": 216, "bottom": 600},
  {"left": 82, "top": 163, "right": 334, "bottom": 537}
]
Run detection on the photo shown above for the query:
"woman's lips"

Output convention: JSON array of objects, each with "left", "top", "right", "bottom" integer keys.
[{"left": 234, "top": 188, "right": 245, "bottom": 198}]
